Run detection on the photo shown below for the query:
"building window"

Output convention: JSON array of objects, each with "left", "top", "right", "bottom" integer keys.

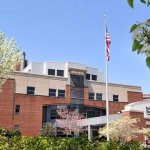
[
  {"left": 89, "top": 93, "right": 95, "bottom": 100},
  {"left": 58, "top": 89, "right": 65, "bottom": 98},
  {"left": 49, "top": 89, "right": 56, "bottom": 97},
  {"left": 96, "top": 93, "right": 102, "bottom": 100},
  {"left": 27, "top": 86, "right": 35, "bottom": 95},
  {"left": 48, "top": 69, "right": 55, "bottom": 76},
  {"left": 57, "top": 70, "right": 64, "bottom": 77},
  {"left": 113, "top": 95, "right": 119, "bottom": 102},
  {"left": 15, "top": 105, "right": 20, "bottom": 114},
  {"left": 86, "top": 74, "right": 90, "bottom": 80},
  {"left": 92, "top": 75, "right": 97, "bottom": 81},
  {"left": 14, "top": 125, "right": 20, "bottom": 131}
]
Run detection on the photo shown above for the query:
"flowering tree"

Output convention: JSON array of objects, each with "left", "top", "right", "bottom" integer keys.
[
  {"left": 99, "top": 117, "right": 142, "bottom": 144},
  {"left": 0, "top": 32, "right": 22, "bottom": 89},
  {"left": 127, "top": 0, "right": 150, "bottom": 68},
  {"left": 56, "top": 109, "right": 84, "bottom": 137}
]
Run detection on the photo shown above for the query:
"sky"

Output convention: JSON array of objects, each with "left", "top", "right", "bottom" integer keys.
[{"left": 0, "top": 0, "right": 149, "bottom": 93}]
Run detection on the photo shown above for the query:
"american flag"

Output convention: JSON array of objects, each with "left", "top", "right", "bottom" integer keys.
[{"left": 105, "top": 27, "right": 111, "bottom": 61}]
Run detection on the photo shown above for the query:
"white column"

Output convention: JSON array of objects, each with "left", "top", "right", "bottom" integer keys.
[{"left": 88, "top": 125, "right": 92, "bottom": 141}]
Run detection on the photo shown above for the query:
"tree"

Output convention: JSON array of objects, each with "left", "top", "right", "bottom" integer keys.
[
  {"left": 99, "top": 117, "right": 142, "bottom": 144},
  {"left": 41, "top": 122, "right": 55, "bottom": 137},
  {"left": 127, "top": 0, "right": 150, "bottom": 68},
  {"left": 56, "top": 109, "right": 84, "bottom": 137},
  {"left": 0, "top": 32, "right": 22, "bottom": 89}
]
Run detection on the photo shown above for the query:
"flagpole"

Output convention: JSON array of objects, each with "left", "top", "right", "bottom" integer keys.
[{"left": 104, "top": 15, "right": 109, "bottom": 141}]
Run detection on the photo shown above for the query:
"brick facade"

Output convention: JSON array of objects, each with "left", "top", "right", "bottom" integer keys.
[
  {"left": 84, "top": 87, "right": 141, "bottom": 115},
  {"left": 0, "top": 80, "right": 15, "bottom": 130},
  {"left": 127, "top": 91, "right": 143, "bottom": 103},
  {"left": 0, "top": 79, "right": 144, "bottom": 136},
  {"left": 123, "top": 111, "right": 150, "bottom": 142}
]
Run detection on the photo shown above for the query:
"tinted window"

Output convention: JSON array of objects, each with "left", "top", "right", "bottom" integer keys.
[
  {"left": 96, "top": 93, "right": 102, "bottom": 100},
  {"left": 58, "top": 89, "right": 65, "bottom": 98},
  {"left": 57, "top": 70, "right": 64, "bottom": 77},
  {"left": 48, "top": 69, "right": 55, "bottom": 75},
  {"left": 27, "top": 86, "right": 35, "bottom": 95},
  {"left": 70, "top": 74, "right": 84, "bottom": 87},
  {"left": 92, "top": 75, "right": 97, "bottom": 81},
  {"left": 49, "top": 89, "right": 56, "bottom": 97},
  {"left": 15, "top": 105, "right": 20, "bottom": 113},
  {"left": 113, "top": 95, "right": 119, "bottom": 102},
  {"left": 86, "top": 74, "right": 90, "bottom": 80},
  {"left": 89, "top": 93, "right": 94, "bottom": 100}
]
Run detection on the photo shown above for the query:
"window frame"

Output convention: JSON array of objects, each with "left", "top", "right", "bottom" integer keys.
[
  {"left": 48, "top": 69, "right": 55, "bottom": 76},
  {"left": 57, "top": 70, "right": 64, "bottom": 77},
  {"left": 113, "top": 95, "right": 119, "bottom": 102},
  {"left": 92, "top": 75, "right": 97, "bottom": 81},
  {"left": 27, "top": 86, "right": 35, "bottom": 95},
  {"left": 86, "top": 74, "right": 90, "bottom": 80},
  {"left": 49, "top": 89, "right": 56, "bottom": 97},
  {"left": 89, "top": 92, "right": 95, "bottom": 100},
  {"left": 58, "top": 89, "right": 65, "bottom": 98},
  {"left": 15, "top": 105, "right": 20, "bottom": 114},
  {"left": 96, "top": 93, "right": 102, "bottom": 101}
]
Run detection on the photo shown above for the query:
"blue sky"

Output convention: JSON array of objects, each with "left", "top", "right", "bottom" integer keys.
[{"left": 0, "top": 0, "right": 149, "bottom": 93}]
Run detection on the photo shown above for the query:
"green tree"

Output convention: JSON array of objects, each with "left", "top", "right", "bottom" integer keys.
[
  {"left": 0, "top": 32, "right": 22, "bottom": 89},
  {"left": 127, "top": 0, "right": 150, "bottom": 68}
]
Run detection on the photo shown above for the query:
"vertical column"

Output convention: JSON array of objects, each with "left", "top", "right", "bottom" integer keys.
[{"left": 88, "top": 125, "right": 92, "bottom": 141}]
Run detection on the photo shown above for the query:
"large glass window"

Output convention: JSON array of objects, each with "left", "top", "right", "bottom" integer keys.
[
  {"left": 92, "top": 75, "right": 97, "bottom": 81},
  {"left": 57, "top": 70, "right": 64, "bottom": 77},
  {"left": 70, "top": 74, "right": 84, "bottom": 87},
  {"left": 49, "top": 89, "right": 56, "bottom": 97},
  {"left": 27, "top": 86, "right": 35, "bottom": 95},
  {"left": 113, "top": 95, "right": 119, "bottom": 102},
  {"left": 89, "top": 93, "right": 95, "bottom": 100},
  {"left": 48, "top": 69, "right": 55, "bottom": 75},
  {"left": 58, "top": 90, "right": 65, "bottom": 98},
  {"left": 96, "top": 93, "right": 102, "bottom": 100}
]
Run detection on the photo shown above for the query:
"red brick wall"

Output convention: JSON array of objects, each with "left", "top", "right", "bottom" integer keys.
[
  {"left": 0, "top": 80, "right": 144, "bottom": 137},
  {"left": 0, "top": 79, "right": 15, "bottom": 130},
  {"left": 127, "top": 91, "right": 143, "bottom": 103},
  {"left": 122, "top": 111, "right": 150, "bottom": 142},
  {"left": 13, "top": 85, "right": 71, "bottom": 136}
]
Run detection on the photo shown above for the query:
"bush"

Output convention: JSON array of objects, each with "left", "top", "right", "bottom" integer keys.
[{"left": 0, "top": 128, "right": 147, "bottom": 150}]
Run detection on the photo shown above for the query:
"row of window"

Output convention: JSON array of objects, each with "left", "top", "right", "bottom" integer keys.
[
  {"left": 48, "top": 69, "right": 64, "bottom": 77},
  {"left": 27, "top": 86, "right": 65, "bottom": 98},
  {"left": 48, "top": 69, "right": 98, "bottom": 82},
  {"left": 89, "top": 92, "right": 119, "bottom": 102},
  {"left": 86, "top": 74, "right": 97, "bottom": 81},
  {"left": 89, "top": 93, "right": 102, "bottom": 100}
]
